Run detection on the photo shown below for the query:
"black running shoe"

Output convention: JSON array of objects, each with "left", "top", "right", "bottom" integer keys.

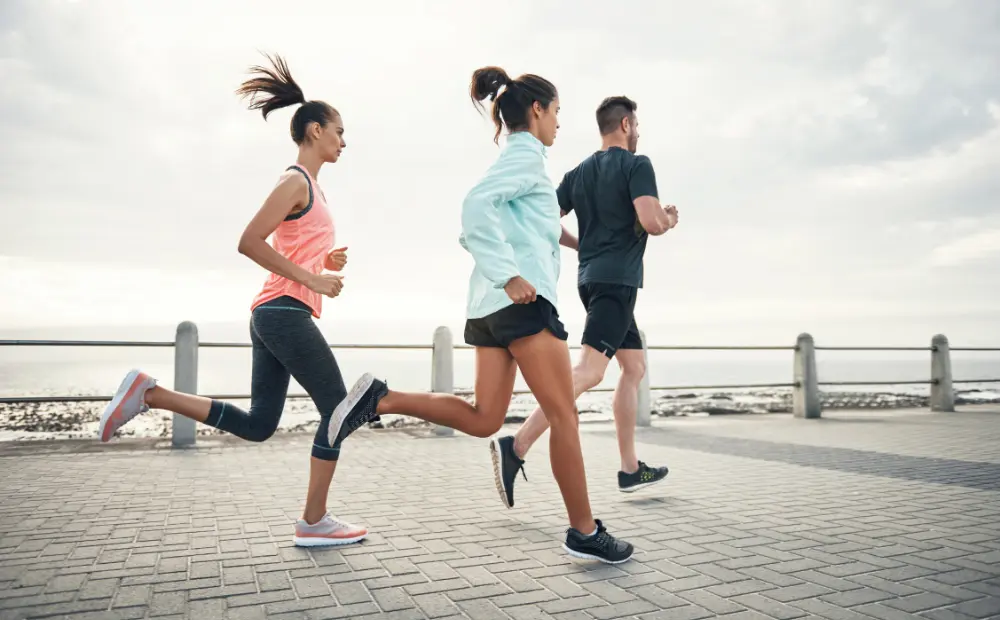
[
  {"left": 327, "top": 373, "right": 388, "bottom": 447},
  {"left": 563, "top": 519, "right": 634, "bottom": 564},
  {"left": 489, "top": 436, "right": 526, "bottom": 508},
  {"left": 618, "top": 461, "right": 669, "bottom": 493}
]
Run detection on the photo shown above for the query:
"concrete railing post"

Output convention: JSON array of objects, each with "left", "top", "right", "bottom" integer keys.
[
  {"left": 172, "top": 321, "right": 198, "bottom": 447},
  {"left": 793, "top": 333, "right": 821, "bottom": 419},
  {"left": 637, "top": 330, "right": 652, "bottom": 427},
  {"left": 431, "top": 326, "right": 455, "bottom": 436},
  {"left": 930, "top": 334, "right": 955, "bottom": 412}
]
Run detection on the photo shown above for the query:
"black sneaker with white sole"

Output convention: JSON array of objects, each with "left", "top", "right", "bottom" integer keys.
[
  {"left": 490, "top": 436, "right": 526, "bottom": 508},
  {"left": 618, "top": 461, "right": 668, "bottom": 493},
  {"left": 327, "top": 373, "right": 388, "bottom": 447},
  {"left": 563, "top": 519, "right": 634, "bottom": 564}
]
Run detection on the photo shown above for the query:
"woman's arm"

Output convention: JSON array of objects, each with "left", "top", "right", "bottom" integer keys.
[
  {"left": 237, "top": 173, "right": 322, "bottom": 289},
  {"left": 460, "top": 150, "right": 537, "bottom": 289}
]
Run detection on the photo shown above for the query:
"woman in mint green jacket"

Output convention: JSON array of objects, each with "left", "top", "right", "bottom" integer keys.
[
  {"left": 328, "top": 66, "right": 634, "bottom": 564},
  {"left": 457, "top": 66, "right": 634, "bottom": 564}
]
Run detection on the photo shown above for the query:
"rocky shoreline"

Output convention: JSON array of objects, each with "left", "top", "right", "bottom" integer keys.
[{"left": 2, "top": 387, "right": 996, "bottom": 442}]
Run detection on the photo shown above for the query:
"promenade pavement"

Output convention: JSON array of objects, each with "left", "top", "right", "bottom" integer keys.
[{"left": 1, "top": 407, "right": 998, "bottom": 620}]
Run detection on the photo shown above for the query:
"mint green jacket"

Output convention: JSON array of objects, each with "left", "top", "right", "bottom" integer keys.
[{"left": 459, "top": 132, "right": 562, "bottom": 319}]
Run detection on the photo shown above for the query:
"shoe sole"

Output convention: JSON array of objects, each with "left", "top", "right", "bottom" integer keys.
[
  {"left": 562, "top": 544, "right": 633, "bottom": 564},
  {"left": 293, "top": 532, "right": 367, "bottom": 547},
  {"left": 489, "top": 439, "right": 512, "bottom": 509},
  {"left": 98, "top": 369, "right": 142, "bottom": 443},
  {"left": 619, "top": 474, "right": 668, "bottom": 494},
  {"left": 328, "top": 373, "right": 376, "bottom": 447}
]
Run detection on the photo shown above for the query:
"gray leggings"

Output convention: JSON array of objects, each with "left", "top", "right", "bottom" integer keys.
[{"left": 204, "top": 296, "right": 346, "bottom": 461}]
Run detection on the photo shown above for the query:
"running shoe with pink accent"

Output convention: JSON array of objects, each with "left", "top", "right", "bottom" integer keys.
[
  {"left": 98, "top": 369, "right": 157, "bottom": 442},
  {"left": 293, "top": 513, "right": 368, "bottom": 547}
]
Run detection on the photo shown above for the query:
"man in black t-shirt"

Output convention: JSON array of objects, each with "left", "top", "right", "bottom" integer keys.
[{"left": 489, "top": 96, "right": 680, "bottom": 508}]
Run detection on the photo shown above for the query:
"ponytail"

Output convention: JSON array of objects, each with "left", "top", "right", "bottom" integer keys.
[{"left": 236, "top": 53, "right": 339, "bottom": 145}]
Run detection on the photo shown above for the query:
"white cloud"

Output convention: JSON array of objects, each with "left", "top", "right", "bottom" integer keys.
[
  {"left": 1, "top": 0, "right": 999, "bottom": 346},
  {"left": 929, "top": 228, "right": 1000, "bottom": 267}
]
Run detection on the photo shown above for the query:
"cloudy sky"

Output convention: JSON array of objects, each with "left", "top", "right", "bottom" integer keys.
[{"left": 1, "top": 0, "right": 998, "bottom": 347}]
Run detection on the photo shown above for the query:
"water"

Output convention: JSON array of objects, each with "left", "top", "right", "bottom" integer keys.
[
  {"left": 2, "top": 346, "right": 997, "bottom": 441},
  {"left": 2, "top": 345, "right": 998, "bottom": 397}
]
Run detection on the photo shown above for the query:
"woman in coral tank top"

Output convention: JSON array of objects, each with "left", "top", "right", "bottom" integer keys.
[{"left": 96, "top": 54, "right": 367, "bottom": 547}]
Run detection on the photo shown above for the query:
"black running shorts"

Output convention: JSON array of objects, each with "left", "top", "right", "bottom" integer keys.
[
  {"left": 578, "top": 282, "right": 643, "bottom": 358},
  {"left": 464, "top": 296, "right": 569, "bottom": 349}
]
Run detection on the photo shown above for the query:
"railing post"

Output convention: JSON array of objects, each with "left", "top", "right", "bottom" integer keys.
[
  {"left": 636, "top": 329, "right": 651, "bottom": 427},
  {"left": 930, "top": 334, "right": 955, "bottom": 412},
  {"left": 172, "top": 321, "right": 198, "bottom": 447},
  {"left": 431, "top": 326, "right": 455, "bottom": 436},
  {"left": 793, "top": 333, "right": 821, "bottom": 419}
]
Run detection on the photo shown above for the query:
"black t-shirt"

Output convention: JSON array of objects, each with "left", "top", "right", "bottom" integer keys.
[{"left": 557, "top": 147, "right": 659, "bottom": 288}]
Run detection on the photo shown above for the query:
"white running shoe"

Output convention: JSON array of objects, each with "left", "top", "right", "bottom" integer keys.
[
  {"left": 293, "top": 513, "right": 368, "bottom": 547},
  {"left": 98, "top": 370, "right": 157, "bottom": 442}
]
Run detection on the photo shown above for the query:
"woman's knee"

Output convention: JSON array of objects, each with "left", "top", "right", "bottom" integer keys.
[
  {"left": 244, "top": 408, "right": 281, "bottom": 442},
  {"left": 546, "top": 404, "right": 580, "bottom": 432},
  {"left": 246, "top": 422, "right": 279, "bottom": 442},
  {"left": 470, "top": 403, "right": 507, "bottom": 438}
]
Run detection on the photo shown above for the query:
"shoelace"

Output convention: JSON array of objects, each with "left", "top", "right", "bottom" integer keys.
[
  {"left": 592, "top": 526, "right": 612, "bottom": 548},
  {"left": 347, "top": 384, "right": 387, "bottom": 433},
  {"left": 324, "top": 515, "right": 353, "bottom": 530}
]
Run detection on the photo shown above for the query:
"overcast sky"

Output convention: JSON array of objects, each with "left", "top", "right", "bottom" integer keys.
[{"left": 1, "top": 0, "right": 998, "bottom": 347}]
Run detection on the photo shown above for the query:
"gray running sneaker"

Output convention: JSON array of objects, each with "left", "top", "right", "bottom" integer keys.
[{"left": 98, "top": 369, "right": 157, "bottom": 442}]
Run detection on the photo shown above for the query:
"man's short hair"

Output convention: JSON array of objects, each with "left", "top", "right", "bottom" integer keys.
[{"left": 596, "top": 96, "right": 638, "bottom": 135}]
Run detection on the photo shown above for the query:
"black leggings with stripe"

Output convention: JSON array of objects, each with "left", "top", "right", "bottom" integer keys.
[{"left": 204, "top": 296, "right": 347, "bottom": 461}]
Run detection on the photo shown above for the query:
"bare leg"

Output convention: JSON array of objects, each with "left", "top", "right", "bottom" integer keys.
[
  {"left": 144, "top": 387, "right": 338, "bottom": 524},
  {"left": 304, "top": 457, "right": 337, "bottom": 524},
  {"left": 508, "top": 331, "right": 595, "bottom": 534},
  {"left": 512, "top": 345, "right": 610, "bottom": 459},
  {"left": 144, "top": 387, "right": 210, "bottom": 423},
  {"left": 612, "top": 349, "right": 645, "bottom": 473},
  {"left": 376, "top": 347, "right": 517, "bottom": 438}
]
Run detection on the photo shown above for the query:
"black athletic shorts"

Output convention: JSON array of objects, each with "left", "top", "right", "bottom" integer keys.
[
  {"left": 464, "top": 296, "right": 569, "bottom": 349},
  {"left": 578, "top": 282, "right": 643, "bottom": 358}
]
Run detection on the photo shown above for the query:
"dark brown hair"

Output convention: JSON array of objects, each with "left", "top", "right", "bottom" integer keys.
[
  {"left": 596, "top": 95, "right": 637, "bottom": 135},
  {"left": 235, "top": 53, "right": 339, "bottom": 145},
  {"left": 469, "top": 66, "right": 558, "bottom": 144}
]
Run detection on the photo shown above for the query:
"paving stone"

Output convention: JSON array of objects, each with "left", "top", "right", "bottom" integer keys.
[
  {"left": 330, "top": 581, "right": 372, "bottom": 605},
  {"left": 1, "top": 410, "right": 998, "bottom": 620},
  {"left": 675, "top": 588, "right": 747, "bottom": 615},
  {"left": 113, "top": 584, "right": 151, "bottom": 608},
  {"left": 44, "top": 573, "right": 87, "bottom": 593},
  {"left": 587, "top": 598, "right": 660, "bottom": 619},
  {"left": 412, "top": 593, "right": 459, "bottom": 618},
  {"left": 149, "top": 591, "right": 186, "bottom": 617}
]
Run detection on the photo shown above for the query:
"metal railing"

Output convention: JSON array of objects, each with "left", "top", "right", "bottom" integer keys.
[{"left": 1, "top": 326, "right": 998, "bottom": 446}]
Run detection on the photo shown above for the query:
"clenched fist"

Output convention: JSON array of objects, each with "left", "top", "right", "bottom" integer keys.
[
  {"left": 324, "top": 247, "right": 348, "bottom": 271},
  {"left": 504, "top": 276, "right": 537, "bottom": 304}
]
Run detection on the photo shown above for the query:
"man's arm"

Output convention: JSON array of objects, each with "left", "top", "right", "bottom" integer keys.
[
  {"left": 559, "top": 223, "right": 578, "bottom": 250},
  {"left": 629, "top": 155, "right": 675, "bottom": 236},
  {"left": 556, "top": 171, "right": 578, "bottom": 249}
]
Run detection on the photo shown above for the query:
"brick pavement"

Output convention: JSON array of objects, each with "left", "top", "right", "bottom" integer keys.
[{"left": 1, "top": 407, "right": 998, "bottom": 620}]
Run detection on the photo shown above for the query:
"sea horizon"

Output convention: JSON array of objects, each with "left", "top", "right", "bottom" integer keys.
[{"left": 2, "top": 320, "right": 998, "bottom": 442}]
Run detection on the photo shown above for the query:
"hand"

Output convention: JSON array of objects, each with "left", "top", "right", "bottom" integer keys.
[
  {"left": 504, "top": 276, "right": 536, "bottom": 304},
  {"left": 663, "top": 205, "right": 679, "bottom": 230},
  {"left": 307, "top": 274, "right": 344, "bottom": 298},
  {"left": 324, "top": 247, "right": 348, "bottom": 271}
]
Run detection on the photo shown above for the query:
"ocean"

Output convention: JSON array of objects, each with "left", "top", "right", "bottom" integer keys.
[
  {"left": 2, "top": 330, "right": 997, "bottom": 441},
  {"left": 3, "top": 346, "right": 1000, "bottom": 397}
]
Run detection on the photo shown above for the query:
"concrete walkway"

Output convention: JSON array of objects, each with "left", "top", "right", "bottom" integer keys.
[{"left": 1, "top": 407, "right": 999, "bottom": 620}]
